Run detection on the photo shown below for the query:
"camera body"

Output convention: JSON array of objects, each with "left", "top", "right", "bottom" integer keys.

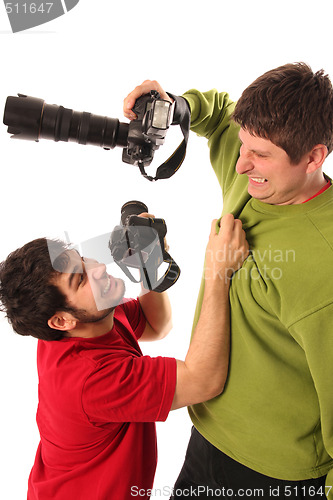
[
  {"left": 109, "top": 201, "right": 180, "bottom": 293},
  {"left": 122, "top": 91, "right": 174, "bottom": 167}
]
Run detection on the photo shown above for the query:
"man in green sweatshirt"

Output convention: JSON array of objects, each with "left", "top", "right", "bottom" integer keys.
[{"left": 124, "top": 63, "right": 333, "bottom": 498}]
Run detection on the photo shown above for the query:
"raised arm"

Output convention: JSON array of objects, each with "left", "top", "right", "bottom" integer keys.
[
  {"left": 133, "top": 210, "right": 173, "bottom": 341},
  {"left": 139, "top": 290, "right": 172, "bottom": 341},
  {"left": 171, "top": 214, "right": 249, "bottom": 410}
]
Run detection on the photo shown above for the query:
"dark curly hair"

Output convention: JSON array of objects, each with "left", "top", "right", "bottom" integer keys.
[
  {"left": 0, "top": 238, "right": 77, "bottom": 341},
  {"left": 232, "top": 62, "right": 333, "bottom": 164}
]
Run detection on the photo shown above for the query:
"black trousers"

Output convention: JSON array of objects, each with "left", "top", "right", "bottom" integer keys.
[{"left": 170, "top": 428, "right": 327, "bottom": 499}]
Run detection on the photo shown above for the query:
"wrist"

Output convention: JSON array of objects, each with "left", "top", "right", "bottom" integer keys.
[
  {"left": 204, "top": 273, "right": 231, "bottom": 295},
  {"left": 205, "top": 266, "right": 234, "bottom": 285}
]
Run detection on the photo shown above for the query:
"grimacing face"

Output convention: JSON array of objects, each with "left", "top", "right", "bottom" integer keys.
[
  {"left": 53, "top": 249, "right": 125, "bottom": 322},
  {"left": 236, "top": 129, "right": 325, "bottom": 205}
]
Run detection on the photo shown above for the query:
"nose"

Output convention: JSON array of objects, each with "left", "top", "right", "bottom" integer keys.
[
  {"left": 236, "top": 147, "right": 254, "bottom": 175},
  {"left": 85, "top": 259, "right": 107, "bottom": 280}
]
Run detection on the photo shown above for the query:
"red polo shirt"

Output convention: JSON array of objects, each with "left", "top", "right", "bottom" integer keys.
[{"left": 28, "top": 299, "right": 177, "bottom": 500}]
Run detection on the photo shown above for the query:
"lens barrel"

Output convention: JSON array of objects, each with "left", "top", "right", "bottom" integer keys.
[
  {"left": 120, "top": 201, "right": 149, "bottom": 226},
  {"left": 3, "top": 94, "right": 129, "bottom": 149}
]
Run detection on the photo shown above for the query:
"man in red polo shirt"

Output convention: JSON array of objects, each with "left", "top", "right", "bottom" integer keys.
[{"left": 0, "top": 213, "right": 248, "bottom": 499}]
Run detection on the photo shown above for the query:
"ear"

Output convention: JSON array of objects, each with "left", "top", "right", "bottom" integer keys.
[
  {"left": 306, "top": 144, "right": 328, "bottom": 174},
  {"left": 48, "top": 312, "right": 77, "bottom": 332}
]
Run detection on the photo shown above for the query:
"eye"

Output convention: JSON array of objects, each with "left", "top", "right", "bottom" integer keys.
[
  {"left": 77, "top": 257, "right": 87, "bottom": 286},
  {"left": 255, "top": 152, "right": 267, "bottom": 159},
  {"left": 78, "top": 270, "right": 87, "bottom": 287}
]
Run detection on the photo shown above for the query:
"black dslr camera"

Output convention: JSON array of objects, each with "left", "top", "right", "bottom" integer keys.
[
  {"left": 109, "top": 201, "right": 180, "bottom": 293},
  {"left": 3, "top": 91, "right": 179, "bottom": 181}
]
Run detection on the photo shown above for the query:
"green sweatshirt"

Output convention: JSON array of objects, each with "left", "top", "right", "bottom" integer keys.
[{"left": 183, "top": 89, "right": 333, "bottom": 492}]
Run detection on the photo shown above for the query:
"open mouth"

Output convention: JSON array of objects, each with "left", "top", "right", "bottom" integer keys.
[
  {"left": 249, "top": 177, "right": 268, "bottom": 185},
  {"left": 102, "top": 275, "right": 112, "bottom": 296}
]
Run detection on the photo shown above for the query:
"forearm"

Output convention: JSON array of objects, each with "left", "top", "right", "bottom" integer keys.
[
  {"left": 171, "top": 215, "right": 248, "bottom": 410},
  {"left": 172, "top": 278, "right": 230, "bottom": 409},
  {"left": 138, "top": 290, "right": 172, "bottom": 340},
  {"left": 188, "top": 278, "right": 230, "bottom": 389}
]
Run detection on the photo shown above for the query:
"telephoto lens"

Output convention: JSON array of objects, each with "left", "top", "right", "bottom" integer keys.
[
  {"left": 3, "top": 93, "right": 129, "bottom": 149},
  {"left": 3, "top": 91, "right": 189, "bottom": 181}
]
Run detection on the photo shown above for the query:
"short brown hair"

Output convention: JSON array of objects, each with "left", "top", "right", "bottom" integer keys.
[
  {"left": 232, "top": 62, "right": 333, "bottom": 164},
  {"left": 0, "top": 238, "right": 75, "bottom": 341}
]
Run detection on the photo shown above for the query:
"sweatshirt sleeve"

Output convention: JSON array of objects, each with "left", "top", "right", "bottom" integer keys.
[
  {"left": 182, "top": 89, "right": 241, "bottom": 195},
  {"left": 289, "top": 303, "right": 333, "bottom": 496}
]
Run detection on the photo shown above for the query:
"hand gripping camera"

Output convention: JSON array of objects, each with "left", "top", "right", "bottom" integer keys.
[
  {"left": 109, "top": 201, "right": 180, "bottom": 292},
  {"left": 3, "top": 91, "right": 190, "bottom": 181}
]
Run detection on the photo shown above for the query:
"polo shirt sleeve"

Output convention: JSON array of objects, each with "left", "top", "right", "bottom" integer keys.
[{"left": 82, "top": 354, "right": 177, "bottom": 424}]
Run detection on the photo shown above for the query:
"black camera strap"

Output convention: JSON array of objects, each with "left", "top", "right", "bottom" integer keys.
[
  {"left": 151, "top": 250, "right": 181, "bottom": 293},
  {"left": 114, "top": 248, "right": 180, "bottom": 293},
  {"left": 139, "top": 93, "right": 191, "bottom": 182}
]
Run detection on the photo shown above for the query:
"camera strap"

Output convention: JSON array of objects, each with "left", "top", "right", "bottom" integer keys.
[
  {"left": 151, "top": 250, "right": 181, "bottom": 292},
  {"left": 139, "top": 93, "right": 191, "bottom": 182},
  {"left": 115, "top": 247, "right": 181, "bottom": 293}
]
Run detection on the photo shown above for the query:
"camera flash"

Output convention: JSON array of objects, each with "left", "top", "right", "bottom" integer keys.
[{"left": 152, "top": 101, "right": 172, "bottom": 130}]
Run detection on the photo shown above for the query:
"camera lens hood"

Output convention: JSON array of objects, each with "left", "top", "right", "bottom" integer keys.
[{"left": 3, "top": 94, "right": 44, "bottom": 141}]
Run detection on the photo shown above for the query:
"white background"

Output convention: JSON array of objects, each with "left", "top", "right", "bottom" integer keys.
[{"left": 1, "top": 1, "right": 333, "bottom": 498}]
